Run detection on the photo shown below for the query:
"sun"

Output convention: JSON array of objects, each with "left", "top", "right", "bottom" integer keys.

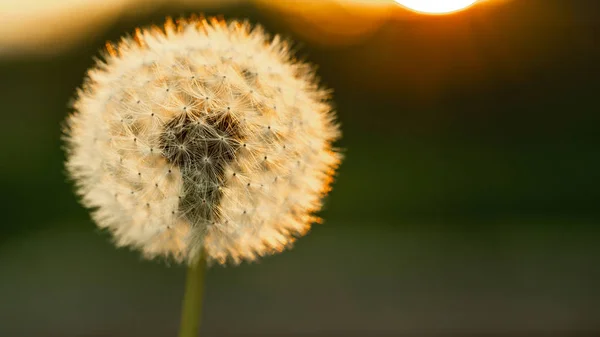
[{"left": 394, "top": 0, "right": 479, "bottom": 14}]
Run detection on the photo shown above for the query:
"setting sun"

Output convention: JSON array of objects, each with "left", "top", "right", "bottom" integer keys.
[{"left": 394, "top": 0, "right": 479, "bottom": 14}]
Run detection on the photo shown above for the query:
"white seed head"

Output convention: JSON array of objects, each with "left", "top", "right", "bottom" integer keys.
[{"left": 63, "top": 17, "right": 341, "bottom": 265}]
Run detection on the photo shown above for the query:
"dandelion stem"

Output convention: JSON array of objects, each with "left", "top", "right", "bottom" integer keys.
[{"left": 178, "top": 251, "right": 207, "bottom": 337}]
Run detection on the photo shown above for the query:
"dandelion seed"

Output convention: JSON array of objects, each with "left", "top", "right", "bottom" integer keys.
[{"left": 63, "top": 17, "right": 342, "bottom": 265}]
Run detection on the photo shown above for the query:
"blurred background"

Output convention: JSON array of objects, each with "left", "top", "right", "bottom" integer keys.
[{"left": 1, "top": 0, "right": 599, "bottom": 336}]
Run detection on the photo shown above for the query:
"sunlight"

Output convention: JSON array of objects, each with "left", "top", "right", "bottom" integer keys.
[{"left": 394, "top": 0, "right": 479, "bottom": 14}]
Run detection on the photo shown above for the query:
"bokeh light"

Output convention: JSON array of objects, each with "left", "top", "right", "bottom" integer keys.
[{"left": 394, "top": 0, "right": 478, "bottom": 14}]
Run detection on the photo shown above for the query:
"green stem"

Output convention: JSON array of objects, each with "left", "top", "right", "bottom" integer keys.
[{"left": 178, "top": 251, "right": 207, "bottom": 337}]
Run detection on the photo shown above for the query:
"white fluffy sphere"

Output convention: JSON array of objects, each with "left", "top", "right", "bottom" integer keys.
[{"left": 64, "top": 17, "right": 341, "bottom": 264}]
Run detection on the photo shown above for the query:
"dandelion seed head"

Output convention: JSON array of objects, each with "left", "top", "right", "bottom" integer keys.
[{"left": 64, "top": 17, "right": 341, "bottom": 265}]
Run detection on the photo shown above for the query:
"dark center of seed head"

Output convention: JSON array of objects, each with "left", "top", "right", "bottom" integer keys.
[{"left": 160, "top": 111, "right": 242, "bottom": 225}]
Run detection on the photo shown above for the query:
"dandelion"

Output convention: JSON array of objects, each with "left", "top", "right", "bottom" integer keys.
[{"left": 63, "top": 16, "right": 341, "bottom": 336}]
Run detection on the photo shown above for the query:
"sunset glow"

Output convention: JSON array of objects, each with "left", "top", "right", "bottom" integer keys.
[{"left": 394, "top": 0, "right": 479, "bottom": 14}]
